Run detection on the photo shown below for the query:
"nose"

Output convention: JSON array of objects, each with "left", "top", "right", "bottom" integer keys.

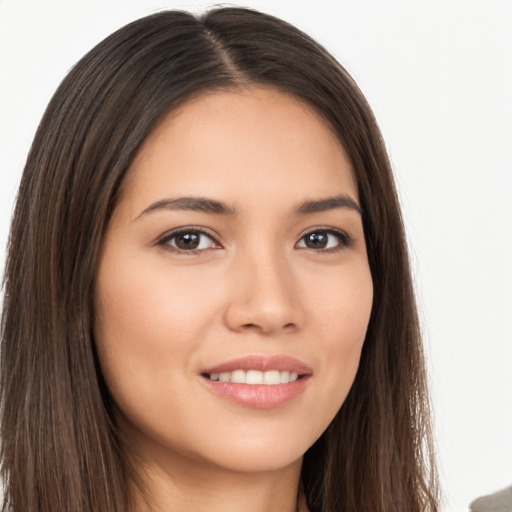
[{"left": 223, "top": 248, "right": 303, "bottom": 336}]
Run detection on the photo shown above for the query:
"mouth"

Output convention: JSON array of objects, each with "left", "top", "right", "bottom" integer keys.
[
  {"left": 203, "top": 369, "right": 301, "bottom": 385},
  {"left": 200, "top": 355, "right": 312, "bottom": 408}
]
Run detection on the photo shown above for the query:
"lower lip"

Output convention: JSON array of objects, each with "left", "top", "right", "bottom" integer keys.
[{"left": 201, "top": 377, "right": 309, "bottom": 408}]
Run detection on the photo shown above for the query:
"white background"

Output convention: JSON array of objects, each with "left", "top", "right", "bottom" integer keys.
[{"left": 0, "top": 1, "right": 511, "bottom": 511}]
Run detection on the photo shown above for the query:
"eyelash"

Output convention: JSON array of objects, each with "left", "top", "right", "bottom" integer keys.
[
  {"left": 297, "top": 227, "right": 354, "bottom": 253},
  {"left": 156, "top": 226, "right": 220, "bottom": 255},
  {"left": 156, "top": 226, "right": 353, "bottom": 255}
]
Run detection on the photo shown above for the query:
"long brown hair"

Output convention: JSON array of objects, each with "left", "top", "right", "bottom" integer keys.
[{"left": 1, "top": 7, "right": 439, "bottom": 512}]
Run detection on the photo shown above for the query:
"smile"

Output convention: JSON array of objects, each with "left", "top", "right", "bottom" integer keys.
[
  {"left": 200, "top": 355, "right": 312, "bottom": 408},
  {"left": 207, "top": 370, "right": 299, "bottom": 385}
]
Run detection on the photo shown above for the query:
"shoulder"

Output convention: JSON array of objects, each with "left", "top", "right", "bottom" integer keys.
[{"left": 470, "top": 485, "right": 512, "bottom": 512}]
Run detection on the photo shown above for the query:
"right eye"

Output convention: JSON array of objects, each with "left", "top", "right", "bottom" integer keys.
[{"left": 157, "top": 228, "right": 220, "bottom": 253}]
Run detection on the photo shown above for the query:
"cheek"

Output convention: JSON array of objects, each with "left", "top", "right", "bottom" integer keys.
[
  {"left": 95, "top": 252, "right": 220, "bottom": 351},
  {"left": 310, "top": 263, "right": 373, "bottom": 415},
  {"left": 92, "top": 254, "right": 218, "bottom": 419},
  {"left": 316, "top": 260, "right": 373, "bottom": 347}
]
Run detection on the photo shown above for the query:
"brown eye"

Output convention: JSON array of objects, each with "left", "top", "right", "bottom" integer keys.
[
  {"left": 175, "top": 232, "right": 201, "bottom": 250},
  {"left": 159, "top": 229, "right": 219, "bottom": 252},
  {"left": 303, "top": 232, "right": 329, "bottom": 249},
  {"left": 296, "top": 229, "right": 351, "bottom": 251}
]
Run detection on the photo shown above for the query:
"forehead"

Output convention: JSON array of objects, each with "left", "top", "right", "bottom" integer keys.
[{"left": 122, "top": 86, "right": 358, "bottom": 214}]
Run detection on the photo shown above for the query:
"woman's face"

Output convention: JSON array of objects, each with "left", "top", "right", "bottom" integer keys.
[{"left": 94, "top": 87, "right": 373, "bottom": 475}]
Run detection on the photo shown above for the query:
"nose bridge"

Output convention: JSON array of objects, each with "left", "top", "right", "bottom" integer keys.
[{"left": 225, "top": 239, "right": 301, "bottom": 334}]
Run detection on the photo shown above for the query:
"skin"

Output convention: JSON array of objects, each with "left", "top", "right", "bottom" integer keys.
[{"left": 94, "top": 87, "right": 373, "bottom": 512}]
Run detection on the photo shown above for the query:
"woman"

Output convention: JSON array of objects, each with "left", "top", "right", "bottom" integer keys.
[{"left": 0, "top": 7, "right": 439, "bottom": 512}]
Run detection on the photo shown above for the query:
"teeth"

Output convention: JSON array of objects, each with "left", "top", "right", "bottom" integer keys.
[
  {"left": 219, "top": 372, "right": 230, "bottom": 382},
  {"left": 263, "top": 370, "right": 280, "bottom": 385},
  {"left": 246, "top": 370, "right": 263, "bottom": 384},
  {"left": 207, "top": 370, "right": 300, "bottom": 384},
  {"left": 230, "top": 369, "right": 245, "bottom": 383}
]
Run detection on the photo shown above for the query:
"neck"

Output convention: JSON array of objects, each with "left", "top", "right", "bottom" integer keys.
[{"left": 130, "top": 448, "right": 305, "bottom": 512}]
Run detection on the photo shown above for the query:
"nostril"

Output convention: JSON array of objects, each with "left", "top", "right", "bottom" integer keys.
[
  {"left": 223, "top": 296, "right": 302, "bottom": 335},
  {"left": 240, "top": 321, "right": 298, "bottom": 334}
]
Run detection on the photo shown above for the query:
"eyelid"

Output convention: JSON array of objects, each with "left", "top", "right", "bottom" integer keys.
[
  {"left": 156, "top": 226, "right": 222, "bottom": 253},
  {"left": 154, "top": 225, "right": 353, "bottom": 254},
  {"left": 296, "top": 226, "right": 353, "bottom": 251}
]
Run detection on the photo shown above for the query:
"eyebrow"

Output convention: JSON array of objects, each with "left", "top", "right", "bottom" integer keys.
[
  {"left": 136, "top": 197, "right": 239, "bottom": 219},
  {"left": 295, "top": 195, "right": 362, "bottom": 216},
  {"left": 136, "top": 194, "right": 362, "bottom": 220}
]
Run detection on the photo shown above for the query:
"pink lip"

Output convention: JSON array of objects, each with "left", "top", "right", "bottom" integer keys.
[
  {"left": 201, "top": 355, "right": 312, "bottom": 375},
  {"left": 200, "top": 355, "right": 312, "bottom": 409}
]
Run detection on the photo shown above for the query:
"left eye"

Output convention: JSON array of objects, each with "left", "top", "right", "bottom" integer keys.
[
  {"left": 159, "top": 230, "right": 218, "bottom": 252},
  {"left": 296, "top": 230, "right": 348, "bottom": 251}
]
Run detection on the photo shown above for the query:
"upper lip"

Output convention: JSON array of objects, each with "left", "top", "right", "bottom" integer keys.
[{"left": 201, "top": 355, "right": 313, "bottom": 376}]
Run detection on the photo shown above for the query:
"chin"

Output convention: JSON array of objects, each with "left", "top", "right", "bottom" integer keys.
[{"left": 178, "top": 417, "right": 325, "bottom": 475}]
